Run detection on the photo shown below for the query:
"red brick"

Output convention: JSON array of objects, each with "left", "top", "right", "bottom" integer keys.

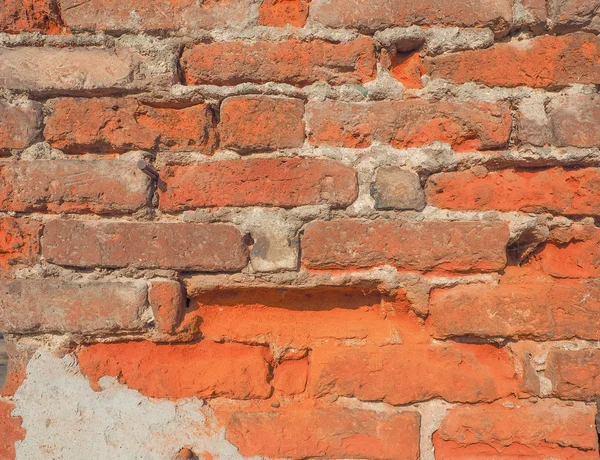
[
  {"left": 190, "top": 287, "right": 411, "bottom": 351},
  {"left": 0, "top": 46, "right": 172, "bottom": 96},
  {"left": 433, "top": 399, "right": 599, "bottom": 459},
  {"left": 221, "top": 406, "right": 420, "bottom": 459},
  {"left": 0, "top": 0, "right": 62, "bottom": 33},
  {"left": 77, "top": 340, "right": 272, "bottom": 399},
  {"left": 45, "top": 98, "right": 217, "bottom": 154},
  {"left": 148, "top": 281, "right": 186, "bottom": 334},
  {"left": 0, "top": 99, "right": 43, "bottom": 152},
  {"left": 306, "top": 100, "right": 511, "bottom": 151},
  {"left": 0, "top": 279, "right": 149, "bottom": 334},
  {"left": 0, "top": 401, "right": 25, "bottom": 460},
  {"left": 388, "top": 52, "right": 425, "bottom": 89},
  {"left": 0, "top": 217, "right": 40, "bottom": 274},
  {"left": 310, "top": 0, "right": 512, "bottom": 35},
  {"left": 158, "top": 158, "right": 357, "bottom": 210},
  {"left": 58, "top": 0, "right": 255, "bottom": 32},
  {"left": 301, "top": 219, "right": 509, "bottom": 272},
  {"left": 259, "top": 0, "right": 309, "bottom": 27},
  {"left": 0, "top": 160, "right": 150, "bottom": 214},
  {"left": 429, "top": 271, "right": 600, "bottom": 340},
  {"left": 426, "top": 167, "right": 600, "bottom": 216},
  {"left": 547, "top": 94, "right": 600, "bottom": 147},
  {"left": 181, "top": 38, "right": 376, "bottom": 86},
  {"left": 536, "top": 228, "right": 600, "bottom": 278},
  {"left": 310, "top": 341, "right": 519, "bottom": 404},
  {"left": 0, "top": 337, "right": 38, "bottom": 396},
  {"left": 425, "top": 33, "right": 600, "bottom": 88},
  {"left": 43, "top": 220, "right": 248, "bottom": 272},
  {"left": 272, "top": 359, "right": 308, "bottom": 395},
  {"left": 220, "top": 96, "right": 305, "bottom": 153},
  {"left": 547, "top": 350, "right": 600, "bottom": 400}
]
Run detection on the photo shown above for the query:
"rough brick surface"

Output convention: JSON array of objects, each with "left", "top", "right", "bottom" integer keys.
[
  {"left": 220, "top": 96, "right": 305, "bottom": 153},
  {"left": 310, "top": 0, "right": 513, "bottom": 34},
  {"left": 302, "top": 220, "right": 509, "bottom": 272},
  {"left": 43, "top": 220, "right": 249, "bottom": 271},
  {"left": 310, "top": 341, "right": 519, "bottom": 404},
  {"left": 192, "top": 287, "right": 411, "bottom": 351},
  {"left": 58, "top": 0, "right": 256, "bottom": 32},
  {"left": 0, "top": 401, "right": 25, "bottom": 460},
  {"left": 259, "top": 0, "right": 309, "bottom": 27},
  {"left": 306, "top": 100, "right": 511, "bottom": 151},
  {"left": 45, "top": 98, "right": 217, "bottom": 154},
  {"left": 0, "top": 160, "right": 150, "bottom": 214},
  {"left": 426, "top": 167, "right": 600, "bottom": 216},
  {"left": 546, "top": 350, "right": 600, "bottom": 400},
  {"left": 426, "top": 33, "right": 600, "bottom": 88},
  {"left": 536, "top": 226, "right": 600, "bottom": 278},
  {"left": 0, "top": 46, "right": 172, "bottom": 96},
  {"left": 181, "top": 38, "right": 376, "bottom": 86},
  {"left": 221, "top": 407, "right": 420, "bottom": 459},
  {"left": 159, "top": 158, "right": 358, "bottom": 210},
  {"left": 0, "top": 279, "right": 149, "bottom": 334},
  {"left": 78, "top": 341, "right": 272, "bottom": 399},
  {"left": 0, "top": 0, "right": 62, "bottom": 33},
  {"left": 429, "top": 271, "right": 600, "bottom": 340},
  {"left": 0, "top": 217, "right": 41, "bottom": 274},
  {"left": 148, "top": 281, "right": 185, "bottom": 334},
  {"left": 433, "top": 400, "right": 599, "bottom": 459},
  {"left": 0, "top": 99, "right": 43, "bottom": 152},
  {"left": 371, "top": 167, "right": 425, "bottom": 210}
]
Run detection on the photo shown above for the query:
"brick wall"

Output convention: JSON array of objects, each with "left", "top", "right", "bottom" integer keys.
[{"left": 1, "top": 1, "right": 600, "bottom": 459}]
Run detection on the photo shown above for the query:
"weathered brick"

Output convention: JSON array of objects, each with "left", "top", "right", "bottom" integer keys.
[
  {"left": 0, "top": 401, "right": 25, "bottom": 460},
  {"left": 272, "top": 359, "right": 308, "bottom": 395},
  {"left": 221, "top": 406, "right": 420, "bottom": 459},
  {"left": 0, "top": 279, "right": 149, "bottom": 334},
  {"left": 549, "top": 0, "right": 600, "bottom": 31},
  {"left": 425, "top": 33, "right": 600, "bottom": 88},
  {"left": 0, "top": 46, "right": 173, "bottom": 96},
  {"left": 0, "top": 160, "right": 150, "bottom": 214},
  {"left": 43, "top": 220, "right": 249, "bottom": 272},
  {"left": 0, "top": 99, "right": 43, "bottom": 152},
  {"left": 547, "top": 350, "right": 600, "bottom": 400},
  {"left": 387, "top": 51, "right": 425, "bottom": 89},
  {"left": 426, "top": 167, "right": 600, "bottom": 216},
  {"left": 148, "top": 280, "right": 186, "bottom": 334},
  {"left": 433, "top": 399, "right": 599, "bottom": 459},
  {"left": 77, "top": 340, "right": 272, "bottom": 399},
  {"left": 192, "top": 287, "right": 411, "bottom": 351},
  {"left": 310, "top": 0, "right": 513, "bottom": 35},
  {"left": 536, "top": 227, "right": 600, "bottom": 278},
  {"left": 429, "top": 271, "right": 600, "bottom": 340},
  {"left": 310, "top": 341, "right": 519, "bottom": 404},
  {"left": 0, "top": 0, "right": 62, "bottom": 33},
  {"left": 158, "top": 158, "right": 358, "bottom": 210},
  {"left": 547, "top": 94, "right": 600, "bottom": 147},
  {"left": 45, "top": 98, "right": 217, "bottom": 154},
  {"left": 0, "top": 217, "right": 40, "bottom": 274},
  {"left": 301, "top": 220, "right": 509, "bottom": 272},
  {"left": 58, "top": 0, "right": 255, "bottom": 32},
  {"left": 220, "top": 96, "right": 305, "bottom": 153},
  {"left": 181, "top": 38, "right": 376, "bottom": 86},
  {"left": 371, "top": 167, "right": 425, "bottom": 210},
  {"left": 259, "top": 0, "right": 309, "bottom": 27},
  {"left": 306, "top": 100, "right": 511, "bottom": 151}
]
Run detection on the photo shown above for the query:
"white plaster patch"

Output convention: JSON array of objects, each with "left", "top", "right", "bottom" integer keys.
[{"left": 12, "top": 350, "right": 254, "bottom": 460}]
